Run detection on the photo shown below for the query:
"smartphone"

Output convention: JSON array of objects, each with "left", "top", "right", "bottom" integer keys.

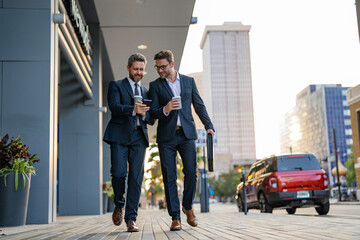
[{"left": 143, "top": 99, "right": 152, "bottom": 107}]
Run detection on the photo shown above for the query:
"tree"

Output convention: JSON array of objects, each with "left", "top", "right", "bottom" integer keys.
[
  {"left": 213, "top": 169, "right": 240, "bottom": 202},
  {"left": 345, "top": 148, "right": 356, "bottom": 187},
  {"left": 145, "top": 139, "right": 164, "bottom": 202}
]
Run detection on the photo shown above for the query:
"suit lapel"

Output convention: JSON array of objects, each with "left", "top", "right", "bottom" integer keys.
[
  {"left": 122, "top": 78, "right": 134, "bottom": 98},
  {"left": 160, "top": 78, "right": 174, "bottom": 98},
  {"left": 179, "top": 74, "right": 185, "bottom": 99},
  {"left": 140, "top": 85, "right": 146, "bottom": 97}
]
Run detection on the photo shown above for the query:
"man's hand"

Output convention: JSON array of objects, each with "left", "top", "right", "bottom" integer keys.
[
  {"left": 207, "top": 129, "right": 215, "bottom": 137},
  {"left": 134, "top": 102, "right": 150, "bottom": 117},
  {"left": 164, "top": 99, "right": 181, "bottom": 114}
]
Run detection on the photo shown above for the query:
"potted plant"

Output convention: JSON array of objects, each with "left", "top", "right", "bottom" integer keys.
[
  {"left": 103, "top": 181, "right": 115, "bottom": 212},
  {"left": 0, "top": 134, "right": 39, "bottom": 227},
  {"left": 102, "top": 181, "right": 113, "bottom": 214}
]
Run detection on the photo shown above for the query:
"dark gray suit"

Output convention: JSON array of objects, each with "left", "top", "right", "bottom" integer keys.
[
  {"left": 149, "top": 73, "right": 214, "bottom": 220},
  {"left": 104, "top": 78, "right": 153, "bottom": 223}
]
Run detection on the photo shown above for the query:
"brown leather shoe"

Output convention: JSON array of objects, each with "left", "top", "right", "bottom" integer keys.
[
  {"left": 112, "top": 207, "right": 123, "bottom": 226},
  {"left": 170, "top": 219, "right": 181, "bottom": 231},
  {"left": 126, "top": 220, "right": 139, "bottom": 232},
  {"left": 182, "top": 207, "right": 198, "bottom": 227}
]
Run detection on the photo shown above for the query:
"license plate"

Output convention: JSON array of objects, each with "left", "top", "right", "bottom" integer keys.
[{"left": 297, "top": 191, "right": 309, "bottom": 198}]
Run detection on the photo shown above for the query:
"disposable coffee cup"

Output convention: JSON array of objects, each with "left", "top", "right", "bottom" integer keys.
[
  {"left": 134, "top": 95, "right": 142, "bottom": 105},
  {"left": 172, "top": 96, "right": 182, "bottom": 109}
]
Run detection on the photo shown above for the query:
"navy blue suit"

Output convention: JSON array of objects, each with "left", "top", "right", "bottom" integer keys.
[
  {"left": 104, "top": 78, "right": 154, "bottom": 223},
  {"left": 149, "top": 73, "right": 214, "bottom": 220}
]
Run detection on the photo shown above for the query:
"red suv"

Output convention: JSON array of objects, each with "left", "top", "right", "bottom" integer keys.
[{"left": 235, "top": 154, "right": 330, "bottom": 215}]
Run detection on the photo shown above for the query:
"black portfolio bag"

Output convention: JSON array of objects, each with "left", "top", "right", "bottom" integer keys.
[{"left": 207, "top": 133, "right": 214, "bottom": 172}]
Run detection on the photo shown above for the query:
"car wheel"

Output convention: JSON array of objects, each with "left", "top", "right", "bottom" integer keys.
[
  {"left": 286, "top": 207, "right": 296, "bottom": 214},
  {"left": 315, "top": 201, "right": 330, "bottom": 215},
  {"left": 237, "top": 195, "right": 244, "bottom": 212},
  {"left": 258, "top": 192, "right": 272, "bottom": 213}
]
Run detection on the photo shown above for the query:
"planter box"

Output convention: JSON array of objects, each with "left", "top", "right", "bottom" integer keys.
[
  {"left": 102, "top": 193, "right": 108, "bottom": 214},
  {"left": 107, "top": 197, "right": 114, "bottom": 212},
  {"left": 0, "top": 172, "right": 31, "bottom": 227}
]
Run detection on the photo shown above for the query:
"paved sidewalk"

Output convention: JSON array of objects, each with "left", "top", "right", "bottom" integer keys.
[{"left": 1, "top": 203, "right": 359, "bottom": 240}]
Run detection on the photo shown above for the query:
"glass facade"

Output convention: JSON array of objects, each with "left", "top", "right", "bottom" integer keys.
[{"left": 280, "top": 84, "right": 352, "bottom": 179}]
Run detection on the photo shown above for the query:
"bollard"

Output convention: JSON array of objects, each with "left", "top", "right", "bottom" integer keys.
[
  {"left": 242, "top": 173, "right": 247, "bottom": 215},
  {"left": 200, "top": 168, "right": 209, "bottom": 212}
]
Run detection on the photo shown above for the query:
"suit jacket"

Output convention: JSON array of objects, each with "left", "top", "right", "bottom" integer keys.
[
  {"left": 103, "top": 78, "right": 154, "bottom": 146},
  {"left": 148, "top": 73, "right": 214, "bottom": 143}
]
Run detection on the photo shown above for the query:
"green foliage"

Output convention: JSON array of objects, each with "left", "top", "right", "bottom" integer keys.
[
  {"left": 0, "top": 134, "right": 40, "bottom": 191},
  {"left": 345, "top": 149, "right": 356, "bottom": 187},
  {"left": 0, "top": 134, "right": 40, "bottom": 169},
  {"left": 0, "top": 158, "right": 36, "bottom": 191},
  {"left": 213, "top": 169, "right": 240, "bottom": 201},
  {"left": 102, "top": 181, "right": 114, "bottom": 198},
  {"left": 145, "top": 138, "right": 164, "bottom": 199}
]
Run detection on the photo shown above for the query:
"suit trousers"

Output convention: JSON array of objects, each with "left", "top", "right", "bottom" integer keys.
[
  {"left": 110, "top": 129, "right": 146, "bottom": 222},
  {"left": 158, "top": 129, "right": 197, "bottom": 220}
]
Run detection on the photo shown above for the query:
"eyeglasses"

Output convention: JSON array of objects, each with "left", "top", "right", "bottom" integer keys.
[{"left": 154, "top": 63, "right": 170, "bottom": 70}]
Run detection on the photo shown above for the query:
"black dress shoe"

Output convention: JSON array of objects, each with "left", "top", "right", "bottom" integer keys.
[
  {"left": 127, "top": 220, "right": 139, "bottom": 232},
  {"left": 112, "top": 207, "right": 123, "bottom": 226}
]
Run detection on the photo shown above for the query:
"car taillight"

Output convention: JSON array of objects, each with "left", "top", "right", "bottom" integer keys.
[
  {"left": 323, "top": 174, "right": 328, "bottom": 187},
  {"left": 269, "top": 177, "right": 278, "bottom": 189}
]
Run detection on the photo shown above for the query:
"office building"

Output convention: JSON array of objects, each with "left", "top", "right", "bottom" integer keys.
[
  {"left": 280, "top": 84, "right": 353, "bottom": 185},
  {"left": 0, "top": 0, "right": 195, "bottom": 224},
  {"left": 200, "top": 22, "right": 256, "bottom": 172},
  {"left": 347, "top": 84, "right": 360, "bottom": 199}
]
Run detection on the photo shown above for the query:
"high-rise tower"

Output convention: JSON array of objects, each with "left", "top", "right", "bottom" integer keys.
[{"left": 200, "top": 22, "right": 256, "bottom": 169}]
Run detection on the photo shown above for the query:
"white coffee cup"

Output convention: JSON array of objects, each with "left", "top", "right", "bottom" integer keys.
[
  {"left": 134, "top": 95, "right": 142, "bottom": 105},
  {"left": 172, "top": 96, "right": 182, "bottom": 109}
]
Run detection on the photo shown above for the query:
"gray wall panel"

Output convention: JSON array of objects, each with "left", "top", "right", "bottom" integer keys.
[
  {"left": 3, "top": 0, "right": 50, "bottom": 9},
  {"left": 0, "top": 62, "right": 2, "bottom": 132},
  {"left": 2, "top": 61, "right": 51, "bottom": 222},
  {"left": 2, "top": 61, "right": 50, "bottom": 135},
  {"left": 0, "top": 9, "right": 50, "bottom": 61}
]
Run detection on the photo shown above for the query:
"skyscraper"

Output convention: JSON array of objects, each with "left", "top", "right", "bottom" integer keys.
[
  {"left": 280, "top": 84, "right": 353, "bottom": 183},
  {"left": 200, "top": 22, "right": 256, "bottom": 169}
]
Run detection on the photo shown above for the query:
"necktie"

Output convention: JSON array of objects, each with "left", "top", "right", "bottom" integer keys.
[
  {"left": 134, "top": 83, "right": 140, "bottom": 128},
  {"left": 135, "top": 83, "right": 139, "bottom": 96}
]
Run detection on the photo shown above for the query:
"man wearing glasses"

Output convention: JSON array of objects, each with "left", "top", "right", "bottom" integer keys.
[{"left": 148, "top": 50, "right": 214, "bottom": 231}]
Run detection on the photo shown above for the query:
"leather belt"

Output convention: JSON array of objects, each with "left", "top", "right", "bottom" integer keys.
[{"left": 175, "top": 126, "right": 182, "bottom": 130}]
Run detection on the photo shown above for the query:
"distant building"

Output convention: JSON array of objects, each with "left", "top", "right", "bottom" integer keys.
[
  {"left": 200, "top": 22, "right": 256, "bottom": 174},
  {"left": 280, "top": 84, "right": 353, "bottom": 186},
  {"left": 188, "top": 72, "right": 204, "bottom": 130},
  {"left": 346, "top": 84, "right": 360, "bottom": 198}
]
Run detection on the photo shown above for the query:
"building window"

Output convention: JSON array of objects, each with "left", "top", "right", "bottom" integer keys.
[{"left": 345, "top": 129, "right": 352, "bottom": 135}]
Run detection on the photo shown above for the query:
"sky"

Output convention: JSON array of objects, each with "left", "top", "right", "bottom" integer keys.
[{"left": 179, "top": 0, "right": 360, "bottom": 159}]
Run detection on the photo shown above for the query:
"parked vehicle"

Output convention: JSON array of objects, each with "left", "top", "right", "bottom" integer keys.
[{"left": 235, "top": 154, "right": 330, "bottom": 215}]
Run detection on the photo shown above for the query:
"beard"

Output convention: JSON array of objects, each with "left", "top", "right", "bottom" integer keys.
[
  {"left": 129, "top": 72, "right": 143, "bottom": 82},
  {"left": 159, "top": 70, "right": 170, "bottom": 79}
]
